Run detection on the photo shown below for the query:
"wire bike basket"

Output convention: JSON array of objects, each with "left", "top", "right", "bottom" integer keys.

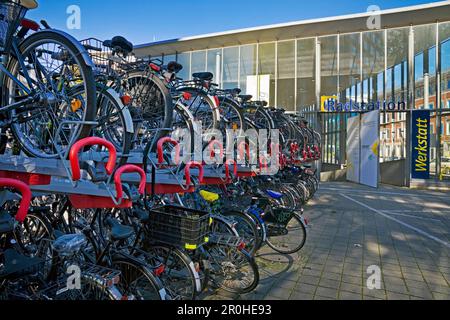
[
  {"left": 147, "top": 205, "right": 212, "bottom": 250},
  {"left": 0, "top": 0, "right": 27, "bottom": 53}
]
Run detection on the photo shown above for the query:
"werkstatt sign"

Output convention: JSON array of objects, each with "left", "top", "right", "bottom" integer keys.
[{"left": 411, "top": 110, "right": 431, "bottom": 179}]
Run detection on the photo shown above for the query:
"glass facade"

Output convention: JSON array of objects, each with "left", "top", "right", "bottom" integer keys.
[{"left": 165, "top": 20, "right": 450, "bottom": 179}]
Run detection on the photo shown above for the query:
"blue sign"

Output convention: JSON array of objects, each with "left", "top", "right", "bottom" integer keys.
[{"left": 411, "top": 110, "right": 430, "bottom": 179}]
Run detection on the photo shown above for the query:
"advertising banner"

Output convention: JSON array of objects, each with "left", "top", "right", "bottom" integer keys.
[
  {"left": 346, "top": 115, "right": 360, "bottom": 184},
  {"left": 360, "top": 110, "right": 380, "bottom": 188},
  {"left": 411, "top": 110, "right": 431, "bottom": 179}
]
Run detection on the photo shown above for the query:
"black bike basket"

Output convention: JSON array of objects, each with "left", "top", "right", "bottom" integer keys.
[
  {"left": 264, "top": 207, "right": 295, "bottom": 225},
  {"left": 148, "top": 205, "right": 211, "bottom": 250},
  {"left": 0, "top": 0, "right": 27, "bottom": 53}
]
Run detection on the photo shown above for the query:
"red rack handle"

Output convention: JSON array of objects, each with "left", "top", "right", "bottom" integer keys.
[
  {"left": 0, "top": 178, "right": 32, "bottom": 223},
  {"left": 157, "top": 137, "right": 180, "bottom": 165},
  {"left": 208, "top": 140, "right": 224, "bottom": 160},
  {"left": 185, "top": 161, "right": 204, "bottom": 186},
  {"left": 114, "top": 165, "right": 146, "bottom": 202},
  {"left": 69, "top": 137, "right": 117, "bottom": 181},
  {"left": 225, "top": 159, "right": 238, "bottom": 180},
  {"left": 238, "top": 141, "right": 250, "bottom": 162},
  {"left": 259, "top": 157, "right": 269, "bottom": 173},
  {"left": 314, "top": 145, "right": 321, "bottom": 160}
]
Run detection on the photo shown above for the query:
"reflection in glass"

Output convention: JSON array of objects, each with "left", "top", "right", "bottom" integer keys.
[
  {"left": 207, "top": 49, "right": 222, "bottom": 83},
  {"left": 177, "top": 52, "right": 190, "bottom": 80},
  {"left": 240, "top": 44, "right": 257, "bottom": 95},
  {"left": 277, "top": 41, "right": 295, "bottom": 111},
  {"left": 191, "top": 51, "right": 206, "bottom": 75},
  {"left": 297, "top": 38, "right": 315, "bottom": 109},
  {"left": 258, "top": 42, "right": 276, "bottom": 106},
  {"left": 223, "top": 47, "right": 239, "bottom": 89}
]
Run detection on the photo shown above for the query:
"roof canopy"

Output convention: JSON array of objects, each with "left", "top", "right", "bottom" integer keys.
[{"left": 134, "top": 1, "right": 450, "bottom": 57}]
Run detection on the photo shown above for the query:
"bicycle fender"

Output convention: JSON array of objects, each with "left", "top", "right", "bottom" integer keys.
[{"left": 24, "top": 29, "right": 95, "bottom": 68}]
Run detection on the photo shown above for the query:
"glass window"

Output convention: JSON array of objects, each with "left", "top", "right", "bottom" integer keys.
[
  {"left": 363, "top": 31, "right": 385, "bottom": 103},
  {"left": 339, "top": 33, "right": 360, "bottom": 103},
  {"left": 258, "top": 42, "right": 276, "bottom": 106},
  {"left": 277, "top": 41, "right": 295, "bottom": 112},
  {"left": 163, "top": 54, "right": 176, "bottom": 64},
  {"left": 239, "top": 44, "right": 257, "bottom": 95},
  {"left": 297, "top": 38, "right": 315, "bottom": 109},
  {"left": 440, "top": 22, "right": 450, "bottom": 179},
  {"left": 223, "top": 47, "right": 239, "bottom": 89},
  {"left": 177, "top": 52, "right": 190, "bottom": 80},
  {"left": 206, "top": 49, "right": 222, "bottom": 83},
  {"left": 387, "top": 28, "right": 409, "bottom": 103},
  {"left": 320, "top": 36, "right": 338, "bottom": 99},
  {"left": 191, "top": 51, "right": 206, "bottom": 75}
]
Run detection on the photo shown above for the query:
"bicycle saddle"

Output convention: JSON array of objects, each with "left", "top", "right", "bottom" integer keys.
[
  {"left": 52, "top": 234, "right": 87, "bottom": 257},
  {"left": 266, "top": 190, "right": 283, "bottom": 200},
  {"left": 104, "top": 36, "right": 133, "bottom": 54},
  {"left": 166, "top": 61, "right": 183, "bottom": 73},
  {"left": 199, "top": 190, "right": 220, "bottom": 203},
  {"left": 105, "top": 218, "right": 134, "bottom": 241},
  {"left": 192, "top": 72, "right": 214, "bottom": 81},
  {"left": 239, "top": 95, "right": 253, "bottom": 102},
  {"left": 20, "top": 0, "right": 38, "bottom": 9}
]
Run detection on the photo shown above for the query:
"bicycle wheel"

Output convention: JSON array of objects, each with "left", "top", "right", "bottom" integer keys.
[
  {"left": 92, "top": 84, "right": 133, "bottom": 165},
  {"left": 125, "top": 70, "right": 173, "bottom": 152},
  {"left": 145, "top": 245, "right": 198, "bottom": 300},
  {"left": 112, "top": 258, "right": 165, "bottom": 300},
  {"left": 206, "top": 244, "right": 259, "bottom": 295},
  {"left": 221, "top": 210, "right": 260, "bottom": 257},
  {"left": 266, "top": 213, "right": 306, "bottom": 255},
  {"left": 217, "top": 97, "right": 244, "bottom": 135},
  {"left": 3, "top": 30, "right": 96, "bottom": 159},
  {"left": 178, "top": 87, "right": 219, "bottom": 131}
]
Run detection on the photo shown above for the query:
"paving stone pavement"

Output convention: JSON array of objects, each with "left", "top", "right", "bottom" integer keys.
[{"left": 225, "top": 182, "right": 450, "bottom": 301}]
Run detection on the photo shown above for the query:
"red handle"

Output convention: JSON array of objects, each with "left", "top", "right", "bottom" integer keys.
[
  {"left": 259, "top": 157, "right": 269, "bottom": 173},
  {"left": 0, "top": 178, "right": 32, "bottom": 223},
  {"left": 238, "top": 141, "right": 250, "bottom": 162},
  {"left": 114, "top": 165, "right": 146, "bottom": 201},
  {"left": 307, "top": 146, "right": 313, "bottom": 159},
  {"left": 314, "top": 145, "right": 321, "bottom": 160},
  {"left": 69, "top": 137, "right": 117, "bottom": 181},
  {"left": 208, "top": 140, "right": 224, "bottom": 160},
  {"left": 185, "top": 161, "right": 204, "bottom": 186},
  {"left": 157, "top": 137, "right": 180, "bottom": 165},
  {"left": 225, "top": 159, "right": 238, "bottom": 180}
]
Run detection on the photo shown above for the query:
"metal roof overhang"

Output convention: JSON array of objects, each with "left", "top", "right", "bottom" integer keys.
[{"left": 133, "top": 1, "right": 450, "bottom": 58}]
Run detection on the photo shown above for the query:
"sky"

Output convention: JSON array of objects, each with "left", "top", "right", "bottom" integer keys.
[{"left": 26, "top": 0, "right": 446, "bottom": 46}]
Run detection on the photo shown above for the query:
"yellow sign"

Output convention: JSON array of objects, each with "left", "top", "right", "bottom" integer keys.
[{"left": 321, "top": 96, "right": 338, "bottom": 112}]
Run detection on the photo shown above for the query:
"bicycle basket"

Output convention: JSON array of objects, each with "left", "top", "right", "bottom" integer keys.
[
  {"left": 264, "top": 207, "right": 296, "bottom": 226},
  {"left": 147, "top": 205, "right": 212, "bottom": 250},
  {"left": 0, "top": 0, "right": 27, "bottom": 53}
]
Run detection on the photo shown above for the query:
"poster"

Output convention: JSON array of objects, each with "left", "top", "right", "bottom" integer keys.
[
  {"left": 411, "top": 110, "right": 430, "bottom": 179},
  {"left": 360, "top": 110, "right": 380, "bottom": 188},
  {"left": 346, "top": 115, "right": 360, "bottom": 184}
]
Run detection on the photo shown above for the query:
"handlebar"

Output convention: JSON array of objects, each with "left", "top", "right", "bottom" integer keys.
[
  {"left": 185, "top": 161, "right": 204, "bottom": 186},
  {"left": 0, "top": 178, "right": 32, "bottom": 223},
  {"left": 69, "top": 137, "right": 117, "bottom": 181},
  {"left": 114, "top": 165, "right": 146, "bottom": 202},
  {"left": 157, "top": 137, "right": 181, "bottom": 165}
]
